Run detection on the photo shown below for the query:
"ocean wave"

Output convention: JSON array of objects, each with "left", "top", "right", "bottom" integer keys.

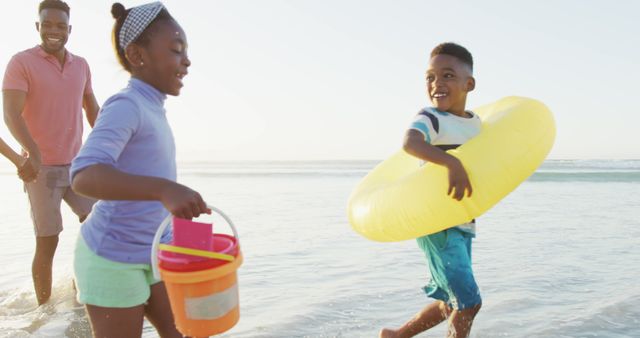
[
  {"left": 175, "top": 160, "right": 640, "bottom": 182},
  {"left": 179, "top": 170, "right": 370, "bottom": 178},
  {"left": 531, "top": 293, "right": 640, "bottom": 337},
  {"left": 0, "top": 280, "right": 92, "bottom": 338},
  {"left": 3, "top": 160, "right": 638, "bottom": 182},
  {"left": 539, "top": 159, "right": 640, "bottom": 171},
  {"left": 529, "top": 171, "right": 640, "bottom": 182}
]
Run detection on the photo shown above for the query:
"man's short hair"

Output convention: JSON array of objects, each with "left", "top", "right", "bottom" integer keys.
[{"left": 39, "top": 0, "right": 70, "bottom": 17}]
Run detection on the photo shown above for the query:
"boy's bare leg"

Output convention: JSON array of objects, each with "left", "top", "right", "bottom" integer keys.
[
  {"left": 446, "top": 303, "right": 481, "bottom": 338},
  {"left": 32, "top": 235, "right": 59, "bottom": 305},
  {"left": 379, "top": 300, "right": 451, "bottom": 338}
]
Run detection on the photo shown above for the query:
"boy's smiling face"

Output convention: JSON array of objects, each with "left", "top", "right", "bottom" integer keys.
[{"left": 426, "top": 54, "right": 475, "bottom": 117}]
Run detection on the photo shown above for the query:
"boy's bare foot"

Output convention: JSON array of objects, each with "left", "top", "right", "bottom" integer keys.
[{"left": 379, "top": 328, "right": 398, "bottom": 338}]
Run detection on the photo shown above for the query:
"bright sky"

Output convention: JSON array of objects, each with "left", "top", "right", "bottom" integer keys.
[{"left": 1, "top": 1, "right": 639, "bottom": 161}]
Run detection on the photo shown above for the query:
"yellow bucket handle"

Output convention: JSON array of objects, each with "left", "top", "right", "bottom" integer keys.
[
  {"left": 158, "top": 243, "right": 235, "bottom": 261},
  {"left": 151, "top": 205, "right": 238, "bottom": 280}
]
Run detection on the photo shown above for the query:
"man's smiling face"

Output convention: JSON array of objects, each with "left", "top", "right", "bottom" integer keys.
[{"left": 37, "top": 8, "right": 71, "bottom": 55}]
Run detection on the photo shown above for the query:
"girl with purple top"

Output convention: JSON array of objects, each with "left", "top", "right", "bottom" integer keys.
[{"left": 70, "top": 2, "right": 208, "bottom": 337}]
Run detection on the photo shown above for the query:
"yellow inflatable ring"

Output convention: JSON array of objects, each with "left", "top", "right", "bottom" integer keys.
[{"left": 347, "top": 96, "right": 555, "bottom": 242}]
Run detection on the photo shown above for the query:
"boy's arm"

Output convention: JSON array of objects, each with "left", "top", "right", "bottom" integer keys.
[
  {"left": 2, "top": 90, "right": 40, "bottom": 182},
  {"left": 72, "top": 164, "right": 210, "bottom": 219},
  {"left": 82, "top": 92, "right": 100, "bottom": 128},
  {"left": 403, "top": 129, "right": 472, "bottom": 201}
]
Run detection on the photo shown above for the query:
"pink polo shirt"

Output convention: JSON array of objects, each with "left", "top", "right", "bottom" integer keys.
[{"left": 2, "top": 45, "right": 93, "bottom": 165}]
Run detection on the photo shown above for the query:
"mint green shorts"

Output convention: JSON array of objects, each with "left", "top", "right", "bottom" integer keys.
[{"left": 73, "top": 236, "right": 160, "bottom": 308}]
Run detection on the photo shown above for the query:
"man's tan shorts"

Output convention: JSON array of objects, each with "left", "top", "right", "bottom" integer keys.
[{"left": 24, "top": 165, "right": 95, "bottom": 237}]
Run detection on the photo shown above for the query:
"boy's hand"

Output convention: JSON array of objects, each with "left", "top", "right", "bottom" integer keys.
[
  {"left": 159, "top": 182, "right": 211, "bottom": 219},
  {"left": 445, "top": 157, "right": 473, "bottom": 201}
]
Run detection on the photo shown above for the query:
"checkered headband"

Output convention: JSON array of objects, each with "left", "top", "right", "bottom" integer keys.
[{"left": 118, "top": 2, "right": 165, "bottom": 50}]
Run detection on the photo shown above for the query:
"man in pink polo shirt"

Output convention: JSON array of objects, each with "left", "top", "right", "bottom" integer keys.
[{"left": 2, "top": 0, "right": 100, "bottom": 305}]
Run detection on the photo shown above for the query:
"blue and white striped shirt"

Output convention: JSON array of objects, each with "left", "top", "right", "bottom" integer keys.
[{"left": 409, "top": 107, "right": 481, "bottom": 235}]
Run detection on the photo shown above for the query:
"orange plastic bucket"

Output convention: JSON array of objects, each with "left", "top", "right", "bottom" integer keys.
[
  {"left": 151, "top": 207, "right": 242, "bottom": 337},
  {"left": 161, "top": 250, "right": 243, "bottom": 337},
  {"left": 159, "top": 234, "right": 239, "bottom": 272}
]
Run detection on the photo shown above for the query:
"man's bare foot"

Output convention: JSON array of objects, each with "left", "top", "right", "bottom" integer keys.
[{"left": 379, "top": 328, "right": 398, "bottom": 338}]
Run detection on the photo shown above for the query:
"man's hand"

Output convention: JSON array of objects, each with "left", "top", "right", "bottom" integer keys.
[{"left": 18, "top": 155, "right": 40, "bottom": 182}]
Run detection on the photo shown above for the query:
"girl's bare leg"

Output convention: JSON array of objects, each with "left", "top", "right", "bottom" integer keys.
[{"left": 85, "top": 304, "right": 145, "bottom": 338}]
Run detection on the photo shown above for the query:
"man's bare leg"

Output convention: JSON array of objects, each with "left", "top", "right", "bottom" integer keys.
[{"left": 32, "top": 235, "right": 59, "bottom": 305}]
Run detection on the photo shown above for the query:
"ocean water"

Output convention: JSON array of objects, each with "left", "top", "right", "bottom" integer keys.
[{"left": 0, "top": 160, "right": 639, "bottom": 337}]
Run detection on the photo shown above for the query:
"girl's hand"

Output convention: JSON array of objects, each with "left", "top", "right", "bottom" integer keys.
[{"left": 159, "top": 182, "right": 211, "bottom": 219}]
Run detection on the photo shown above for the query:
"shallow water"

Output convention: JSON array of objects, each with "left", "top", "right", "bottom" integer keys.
[{"left": 1, "top": 160, "right": 639, "bottom": 337}]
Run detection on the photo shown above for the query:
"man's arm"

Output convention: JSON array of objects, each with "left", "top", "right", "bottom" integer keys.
[
  {"left": 3, "top": 89, "right": 40, "bottom": 181},
  {"left": 82, "top": 92, "right": 100, "bottom": 128},
  {"left": 403, "top": 129, "right": 472, "bottom": 201}
]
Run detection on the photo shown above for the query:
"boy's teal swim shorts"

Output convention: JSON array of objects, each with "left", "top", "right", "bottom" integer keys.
[{"left": 416, "top": 227, "right": 482, "bottom": 310}]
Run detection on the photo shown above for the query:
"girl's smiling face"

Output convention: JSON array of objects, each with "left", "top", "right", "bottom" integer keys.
[{"left": 133, "top": 19, "right": 190, "bottom": 96}]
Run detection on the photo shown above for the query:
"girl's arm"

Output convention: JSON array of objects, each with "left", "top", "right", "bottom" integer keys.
[
  {"left": 72, "top": 163, "right": 210, "bottom": 219},
  {"left": 0, "top": 137, "right": 23, "bottom": 168}
]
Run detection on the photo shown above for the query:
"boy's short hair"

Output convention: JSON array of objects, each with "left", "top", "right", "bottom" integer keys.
[
  {"left": 39, "top": 0, "right": 70, "bottom": 17},
  {"left": 431, "top": 42, "right": 473, "bottom": 72}
]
